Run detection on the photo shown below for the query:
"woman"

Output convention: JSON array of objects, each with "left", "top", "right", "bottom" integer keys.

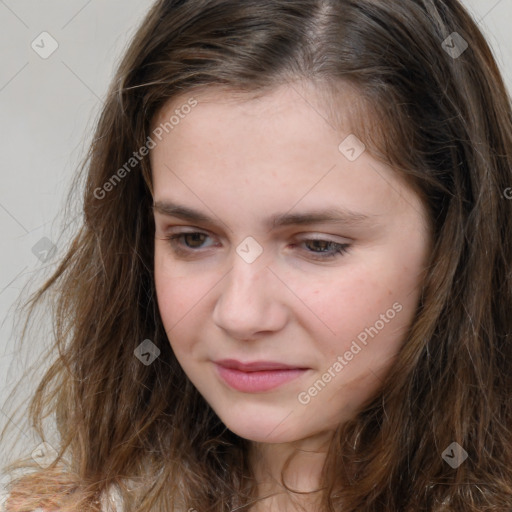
[{"left": 2, "top": 0, "right": 512, "bottom": 510}]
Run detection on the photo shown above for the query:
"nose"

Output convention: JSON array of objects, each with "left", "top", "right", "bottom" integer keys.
[{"left": 211, "top": 249, "right": 288, "bottom": 340}]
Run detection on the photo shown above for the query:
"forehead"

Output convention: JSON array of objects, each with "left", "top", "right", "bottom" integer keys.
[
  {"left": 149, "top": 81, "right": 374, "bottom": 175},
  {"left": 150, "top": 80, "right": 363, "bottom": 133},
  {"left": 148, "top": 80, "right": 418, "bottom": 195},
  {"left": 149, "top": 83, "right": 359, "bottom": 187},
  {"left": 149, "top": 82, "right": 429, "bottom": 239}
]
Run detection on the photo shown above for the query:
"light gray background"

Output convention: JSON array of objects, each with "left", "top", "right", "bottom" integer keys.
[{"left": 1, "top": 0, "right": 511, "bottom": 472}]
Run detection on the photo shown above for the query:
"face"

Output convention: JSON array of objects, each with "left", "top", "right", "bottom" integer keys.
[{"left": 151, "top": 83, "right": 431, "bottom": 445}]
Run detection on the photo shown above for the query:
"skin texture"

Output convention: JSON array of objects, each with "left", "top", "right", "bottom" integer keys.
[{"left": 151, "top": 82, "right": 431, "bottom": 509}]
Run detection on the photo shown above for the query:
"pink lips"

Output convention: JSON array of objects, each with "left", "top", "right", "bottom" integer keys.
[{"left": 214, "top": 359, "right": 308, "bottom": 392}]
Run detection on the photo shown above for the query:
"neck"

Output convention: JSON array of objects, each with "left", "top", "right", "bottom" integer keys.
[{"left": 248, "top": 431, "right": 333, "bottom": 512}]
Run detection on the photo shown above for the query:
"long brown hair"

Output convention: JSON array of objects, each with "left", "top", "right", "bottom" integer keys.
[{"left": 2, "top": 0, "right": 512, "bottom": 510}]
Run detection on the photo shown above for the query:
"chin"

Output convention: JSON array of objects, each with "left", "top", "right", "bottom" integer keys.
[{"left": 215, "top": 409, "right": 304, "bottom": 444}]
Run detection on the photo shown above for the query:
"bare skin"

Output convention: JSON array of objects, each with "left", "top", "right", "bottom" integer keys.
[{"left": 151, "top": 82, "right": 431, "bottom": 510}]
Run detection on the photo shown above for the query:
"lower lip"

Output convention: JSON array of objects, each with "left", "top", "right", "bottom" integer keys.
[{"left": 215, "top": 364, "right": 307, "bottom": 392}]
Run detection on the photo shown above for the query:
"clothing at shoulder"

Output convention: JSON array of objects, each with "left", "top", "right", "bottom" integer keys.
[
  {"left": 0, "top": 488, "right": 47, "bottom": 512},
  {"left": 0, "top": 489, "right": 6, "bottom": 512},
  {"left": 100, "top": 484, "right": 124, "bottom": 512},
  {"left": 0, "top": 486, "right": 124, "bottom": 512}
]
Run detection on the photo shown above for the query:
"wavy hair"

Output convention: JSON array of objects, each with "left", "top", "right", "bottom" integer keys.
[{"left": 2, "top": 0, "right": 512, "bottom": 510}]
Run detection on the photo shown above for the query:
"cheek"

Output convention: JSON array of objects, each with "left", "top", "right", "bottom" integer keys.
[
  {"left": 299, "top": 271, "right": 388, "bottom": 333},
  {"left": 303, "top": 263, "right": 421, "bottom": 365},
  {"left": 155, "top": 249, "right": 192, "bottom": 338},
  {"left": 155, "top": 274, "right": 204, "bottom": 329},
  {"left": 154, "top": 276, "right": 201, "bottom": 370},
  {"left": 154, "top": 250, "right": 220, "bottom": 352}
]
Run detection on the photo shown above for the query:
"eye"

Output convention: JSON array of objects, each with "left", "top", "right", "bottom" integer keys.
[
  {"left": 294, "top": 238, "right": 350, "bottom": 260},
  {"left": 163, "top": 231, "right": 350, "bottom": 261},
  {"left": 164, "top": 231, "right": 214, "bottom": 255}
]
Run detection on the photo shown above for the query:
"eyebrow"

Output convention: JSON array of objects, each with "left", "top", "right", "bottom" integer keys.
[{"left": 152, "top": 200, "right": 375, "bottom": 230}]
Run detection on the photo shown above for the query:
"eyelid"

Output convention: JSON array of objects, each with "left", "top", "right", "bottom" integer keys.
[
  {"left": 162, "top": 228, "right": 352, "bottom": 262},
  {"left": 296, "top": 233, "right": 353, "bottom": 243},
  {"left": 161, "top": 224, "right": 353, "bottom": 242}
]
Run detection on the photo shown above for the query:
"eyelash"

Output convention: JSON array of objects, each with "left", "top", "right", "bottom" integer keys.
[{"left": 164, "top": 231, "right": 350, "bottom": 260}]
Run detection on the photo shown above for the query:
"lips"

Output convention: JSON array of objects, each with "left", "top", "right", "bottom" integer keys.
[
  {"left": 214, "top": 359, "right": 309, "bottom": 392},
  {"left": 215, "top": 358, "right": 304, "bottom": 371}
]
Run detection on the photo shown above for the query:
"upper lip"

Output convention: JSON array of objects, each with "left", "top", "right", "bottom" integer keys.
[{"left": 215, "top": 359, "right": 305, "bottom": 371}]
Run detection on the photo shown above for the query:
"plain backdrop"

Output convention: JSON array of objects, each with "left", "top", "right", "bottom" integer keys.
[{"left": 1, "top": 0, "right": 511, "bottom": 472}]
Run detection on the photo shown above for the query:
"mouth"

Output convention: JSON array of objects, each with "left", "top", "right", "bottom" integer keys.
[{"left": 214, "top": 359, "right": 309, "bottom": 393}]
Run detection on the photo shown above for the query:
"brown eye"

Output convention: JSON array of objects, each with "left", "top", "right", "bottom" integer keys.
[
  {"left": 164, "top": 231, "right": 214, "bottom": 255},
  {"left": 180, "top": 232, "right": 208, "bottom": 248},
  {"left": 296, "top": 239, "right": 351, "bottom": 260}
]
